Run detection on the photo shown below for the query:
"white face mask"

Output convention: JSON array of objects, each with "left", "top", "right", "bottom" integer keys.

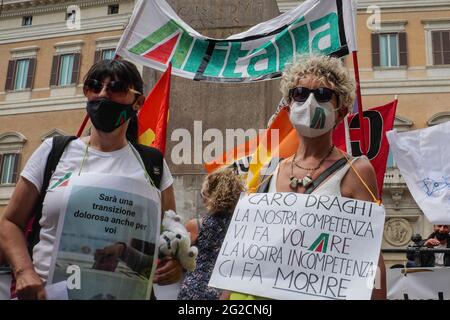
[{"left": 289, "top": 94, "right": 338, "bottom": 138}]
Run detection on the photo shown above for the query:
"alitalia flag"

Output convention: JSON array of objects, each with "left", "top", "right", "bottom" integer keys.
[{"left": 116, "top": 0, "right": 357, "bottom": 83}]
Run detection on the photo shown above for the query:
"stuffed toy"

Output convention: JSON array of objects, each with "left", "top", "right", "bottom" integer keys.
[{"left": 158, "top": 210, "right": 198, "bottom": 272}]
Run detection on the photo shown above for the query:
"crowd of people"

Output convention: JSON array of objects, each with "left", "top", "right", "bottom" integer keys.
[{"left": 0, "top": 56, "right": 447, "bottom": 300}]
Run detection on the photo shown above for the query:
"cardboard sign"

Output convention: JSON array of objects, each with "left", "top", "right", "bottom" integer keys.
[{"left": 209, "top": 193, "right": 385, "bottom": 300}]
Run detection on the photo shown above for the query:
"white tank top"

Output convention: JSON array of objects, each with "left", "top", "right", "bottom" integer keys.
[{"left": 267, "top": 157, "right": 365, "bottom": 196}]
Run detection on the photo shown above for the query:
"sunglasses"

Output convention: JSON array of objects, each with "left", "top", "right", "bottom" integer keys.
[
  {"left": 85, "top": 79, "right": 142, "bottom": 95},
  {"left": 288, "top": 87, "right": 336, "bottom": 103}
]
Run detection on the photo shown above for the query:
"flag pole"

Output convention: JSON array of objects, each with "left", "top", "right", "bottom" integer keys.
[
  {"left": 76, "top": 114, "right": 89, "bottom": 137},
  {"left": 352, "top": 51, "right": 367, "bottom": 156}
]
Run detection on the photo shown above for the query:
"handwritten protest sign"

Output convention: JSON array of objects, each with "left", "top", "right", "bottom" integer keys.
[
  {"left": 209, "top": 193, "right": 385, "bottom": 300},
  {"left": 48, "top": 173, "right": 160, "bottom": 300}
]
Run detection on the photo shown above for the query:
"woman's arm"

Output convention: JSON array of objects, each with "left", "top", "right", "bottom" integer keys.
[
  {"left": 185, "top": 219, "right": 200, "bottom": 244},
  {"left": 342, "top": 158, "right": 378, "bottom": 202},
  {"left": 342, "top": 158, "right": 386, "bottom": 300},
  {"left": 155, "top": 184, "right": 182, "bottom": 285},
  {"left": 0, "top": 177, "right": 46, "bottom": 300},
  {"left": 161, "top": 185, "right": 176, "bottom": 213}
]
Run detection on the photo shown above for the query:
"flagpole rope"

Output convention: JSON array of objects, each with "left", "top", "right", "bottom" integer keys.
[
  {"left": 337, "top": 148, "right": 381, "bottom": 205},
  {"left": 249, "top": 152, "right": 381, "bottom": 206}
]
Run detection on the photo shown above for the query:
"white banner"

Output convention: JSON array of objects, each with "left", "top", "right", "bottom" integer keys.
[
  {"left": 48, "top": 173, "right": 161, "bottom": 300},
  {"left": 388, "top": 267, "right": 450, "bottom": 300},
  {"left": 209, "top": 193, "right": 385, "bottom": 300},
  {"left": 387, "top": 121, "right": 450, "bottom": 224},
  {"left": 116, "top": 0, "right": 357, "bottom": 83}
]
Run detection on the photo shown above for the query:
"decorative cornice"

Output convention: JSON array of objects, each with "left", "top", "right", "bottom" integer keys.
[
  {"left": 277, "top": 0, "right": 450, "bottom": 13},
  {"left": 41, "top": 128, "right": 69, "bottom": 141},
  {"left": 0, "top": 95, "right": 86, "bottom": 116},
  {"left": 394, "top": 115, "right": 414, "bottom": 131},
  {"left": 10, "top": 45, "right": 40, "bottom": 59},
  {"left": 427, "top": 112, "right": 450, "bottom": 126},
  {"left": 0, "top": 14, "right": 129, "bottom": 44},
  {"left": 360, "top": 78, "right": 450, "bottom": 95},
  {"left": 0, "top": 131, "right": 27, "bottom": 144},
  {"left": 1, "top": 0, "right": 127, "bottom": 18}
]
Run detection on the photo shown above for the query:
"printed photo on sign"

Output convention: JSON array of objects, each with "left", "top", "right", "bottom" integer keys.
[
  {"left": 48, "top": 174, "right": 161, "bottom": 300},
  {"left": 209, "top": 192, "right": 385, "bottom": 300}
]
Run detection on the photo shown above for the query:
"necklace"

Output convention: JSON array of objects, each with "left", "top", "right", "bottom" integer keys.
[{"left": 289, "top": 145, "right": 335, "bottom": 190}]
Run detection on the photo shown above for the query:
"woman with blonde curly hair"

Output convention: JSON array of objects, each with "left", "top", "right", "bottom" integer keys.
[
  {"left": 257, "top": 55, "right": 386, "bottom": 299},
  {"left": 178, "top": 168, "right": 245, "bottom": 300}
]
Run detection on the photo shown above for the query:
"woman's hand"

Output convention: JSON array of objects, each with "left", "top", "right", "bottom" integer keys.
[{"left": 15, "top": 268, "right": 46, "bottom": 300}]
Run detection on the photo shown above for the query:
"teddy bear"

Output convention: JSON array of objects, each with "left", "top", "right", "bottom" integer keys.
[{"left": 158, "top": 210, "right": 198, "bottom": 272}]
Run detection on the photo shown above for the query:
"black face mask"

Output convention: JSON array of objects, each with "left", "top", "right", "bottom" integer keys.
[
  {"left": 86, "top": 98, "right": 137, "bottom": 133},
  {"left": 435, "top": 232, "right": 449, "bottom": 241}
]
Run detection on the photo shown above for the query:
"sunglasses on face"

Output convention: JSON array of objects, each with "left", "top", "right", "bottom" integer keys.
[
  {"left": 85, "top": 79, "right": 142, "bottom": 95},
  {"left": 288, "top": 87, "right": 336, "bottom": 103}
]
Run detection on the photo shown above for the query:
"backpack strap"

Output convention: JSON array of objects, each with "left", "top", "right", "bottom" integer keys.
[
  {"left": 304, "top": 158, "right": 348, "bottom": 194},
  {"left": 132, "top": 143, "right": 163, "bottom": 190},
  {"left": 27, "top": 135, "right": 77, "bottom": 256}
]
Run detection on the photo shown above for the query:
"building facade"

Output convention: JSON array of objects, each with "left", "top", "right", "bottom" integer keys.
[
  {"left": 0, "top": 0, "right": 282, "bottom": 219},
  {"left": 1, "top": 0, "right": 449, "bottom": 268},
  {"left": 0, "top": 0, "right": 136, "bottom": 208},
  {"left": 278, "top": 0, "right": 450, "bottom": 266}
]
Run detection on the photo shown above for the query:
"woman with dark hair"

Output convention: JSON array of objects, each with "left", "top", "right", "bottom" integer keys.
[{"left": 0, "top": 59, "right": 181, "bottom": 300}]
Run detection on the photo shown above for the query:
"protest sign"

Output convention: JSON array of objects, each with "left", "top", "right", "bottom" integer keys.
[
  {"left": 387, "top": 267, "right": 450, "bottom": 300},
  {"left": 116, "top": 0, "right": 357, "bottom": 83},
  {"left": 387, "top": 121, "right": 450, "bottom": 224},
  {"left": 209, "top": 193, "right": 385, "bottom": 300},
  {"left": 48, "top": 174, "right": 160, "bottom": 300}
]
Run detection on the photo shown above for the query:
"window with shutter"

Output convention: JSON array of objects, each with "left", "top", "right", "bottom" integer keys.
[
  {"left": 50, "top": 55, "right": 60, "bottom": 86},
  {"left": 71, "top": 53, "right": 81, "bottom": 85},
  {"left": 0, "top": 133, "right": 26, "bottom": 186},
  {"left": 371, "top": 34, "right": 380, "bottom": 67},
  {"left": 94, "top": 50, "right": 102, "bottom": 64},
  {"left": 399, "top": 33, "right": 408, "bottom": 66},
  {"left": 13, "top": 59, "right": 30, "bottom": 90},
  {"left": 379, "top": 33, "right": 402, "bottom": 67},
  {"left": 432, "top": 31, "right": 450, "bottom": 65},
  {"left": 26, "top": 58, "right": 36, "bottom": 89},
  {"left": 0, "top": 153, "right": 19, "bottom": 185},
  {"left": 58, "top": 54, "right": 75, "bottom": 86},
  {"left": 5, "top": 60, "right": 16, "bottom": 91},
  {"left": 102, "top": 49, "right": 116, "bottom": 60}
]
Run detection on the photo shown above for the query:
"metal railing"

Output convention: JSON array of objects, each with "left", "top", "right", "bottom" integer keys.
[{"left": 382, "top": 234, "right": 450, "bottom": 267}]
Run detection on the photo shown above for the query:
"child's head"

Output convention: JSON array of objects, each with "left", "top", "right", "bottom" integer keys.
[{"left": 201, "top": 168, "right": 246, "bottom": 215}]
